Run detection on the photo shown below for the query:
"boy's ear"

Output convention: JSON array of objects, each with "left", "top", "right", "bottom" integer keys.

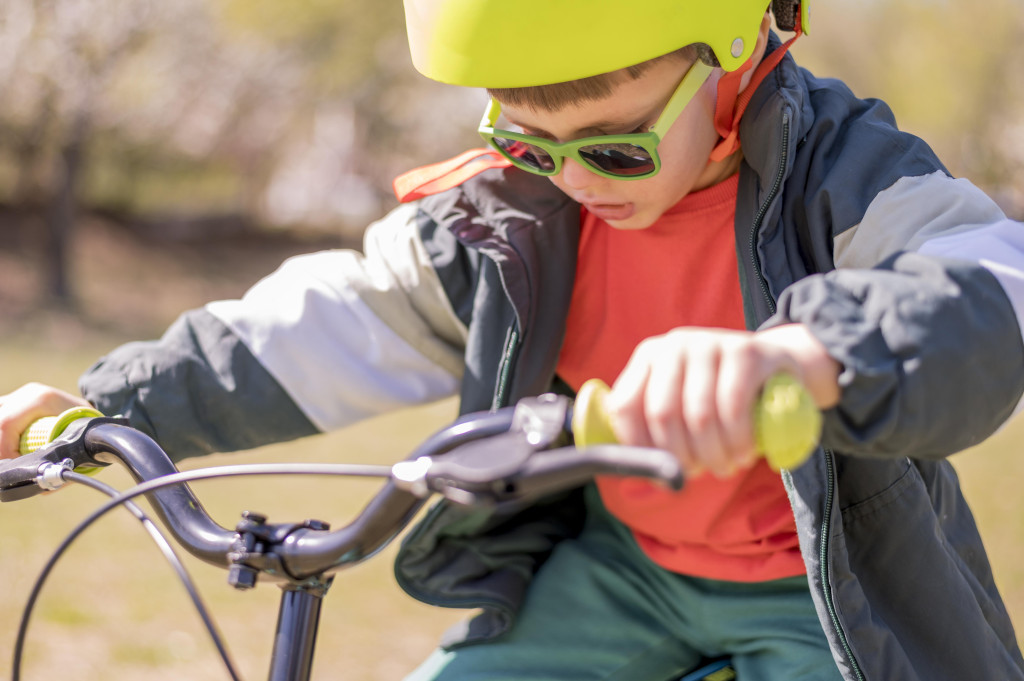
[
  {"left": 758, "top": 11, "right": 773, "bottom": 43},
  {"left": 753, "top": 14, "right": 770, "bottom": 60},
  {"left": 739, "top": 13, "right": 774, "bottom": 89}
]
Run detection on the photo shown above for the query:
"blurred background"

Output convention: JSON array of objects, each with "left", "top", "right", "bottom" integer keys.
[
  {"left": 1, "top": 0, "right": 1023, "bottom": 679},
  {"left": 1, "top": 0, "right": 1023, "bottom": 334}
]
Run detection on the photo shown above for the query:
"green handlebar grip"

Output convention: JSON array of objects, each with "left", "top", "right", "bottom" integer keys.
[
  {"left": 19, "top": 406, "right": 106, "bottom": 475},
  {"left": 752, "top": 373, "right": 823, "bottom": 471},
  {"left": 573, "top": 374, "right": 822, "bottom": 472}
]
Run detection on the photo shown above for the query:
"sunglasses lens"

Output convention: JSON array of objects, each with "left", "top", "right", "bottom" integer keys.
[
  {"left": 579, "top": 143, "right": 655, "bottom": 177},
  {"left": 492, "top": 137, "right": 557, "bottom": 173}
]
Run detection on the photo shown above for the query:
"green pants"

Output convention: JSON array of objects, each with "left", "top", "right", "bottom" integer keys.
[{"left": 405, "top": 486, "right": 844, "bottom": 681}]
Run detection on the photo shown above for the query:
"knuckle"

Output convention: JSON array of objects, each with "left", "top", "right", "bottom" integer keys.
[
  {"left": 718, "top": 399, "right": 747, "bottom": 427},
  {"left": 16, "top": 382, "right": 49, "bottom": 407},
  {"left": 665, "top": 328, "right": 688, "bottom": 342},
  {"left": 633, "top": 336, "right": 661, "bottom": 358},
  {"left": 686, "top": 404, "right": 716, "bottom": 432},
  {"left": 21, "top": 382, "right": 47, "bottom": 396},
  {"left": 645, "top": 404, "right": 676, "bottom": 433},
  {"left": 730, "top": 342, "right": 760, "bottom": 367}
]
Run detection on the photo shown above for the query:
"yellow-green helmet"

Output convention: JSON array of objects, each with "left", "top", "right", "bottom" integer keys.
[{"left": 404, "top": 0, "right": 808, "bottom": 88}]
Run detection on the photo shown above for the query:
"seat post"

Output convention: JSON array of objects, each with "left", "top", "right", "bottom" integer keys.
[{"left": 267, "top": 575, "right": 333, "bottom": 681}]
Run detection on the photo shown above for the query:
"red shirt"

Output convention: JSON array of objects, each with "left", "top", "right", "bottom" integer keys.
[{"left": 556, "top": 174, "right": 805, "bottom": 581}]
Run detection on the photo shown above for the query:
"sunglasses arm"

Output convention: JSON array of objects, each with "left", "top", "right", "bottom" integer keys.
[
  {"left": 648, "top": 61, "right": 714, "bottom": 140},
  {"left": 480, "top": 97, "right": 502, "bottom": 131}
]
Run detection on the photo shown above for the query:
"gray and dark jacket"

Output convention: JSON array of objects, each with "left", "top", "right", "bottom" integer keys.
[{"left": 81, "top": 43, "right": 1024, "bottom": 680}]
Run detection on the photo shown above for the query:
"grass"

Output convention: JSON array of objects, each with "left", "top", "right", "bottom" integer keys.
[{"left": 951, "top": 417, "right": 1024, "bottom": 624}]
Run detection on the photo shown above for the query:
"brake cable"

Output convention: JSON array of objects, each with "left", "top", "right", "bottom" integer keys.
[
  {"left": 12, "top": 469, "right": 243, "bottom": 681},
  {"left": 12, "top": 463, "right": 394, "bottom": 681}
]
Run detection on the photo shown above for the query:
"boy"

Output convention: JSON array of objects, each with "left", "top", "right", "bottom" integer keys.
[{"left": 2, "top": 0, "right": 1024, "bottom": 678}]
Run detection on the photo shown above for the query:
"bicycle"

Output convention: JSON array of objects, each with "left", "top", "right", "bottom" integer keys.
[{"left": 0, "top": 377, "right": 818, "bottom": 681}]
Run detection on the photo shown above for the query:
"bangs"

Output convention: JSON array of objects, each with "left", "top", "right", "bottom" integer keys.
[{"left": 487, "top": 45, "right": 698, "bottom": 112}]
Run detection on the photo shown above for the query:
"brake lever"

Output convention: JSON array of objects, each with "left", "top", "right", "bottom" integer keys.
[
  {"left": 391, "top": 391, "right": 682, "bottom": 508},
  {"left": 511, "top": 444, "right": 683, "bottom": 500},
  {"left": 392, "top": 393, "right": 572, "bottom": 504},
  {"left": 392, "top": 441, "right": 682, "bottom": 508},
  {"left": 0, "top": 416, "right": 124, "bottom": 501}
]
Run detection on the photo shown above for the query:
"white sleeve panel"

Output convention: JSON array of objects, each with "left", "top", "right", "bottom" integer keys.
[
  {"left": 916, "top": 220, "right": 1024, "bottom": 418},
  {"left": 833, "top": 171, "right": 1007, "bottom": 270},
  {"left": 206, "top": 249, "right": 460, "bottom": 432},
  {"left": 833, "top": 172, "right": 1024, "bottom": 418},
  {"left": 916, "top": 220, "right": 1024, "bottom": 334}
]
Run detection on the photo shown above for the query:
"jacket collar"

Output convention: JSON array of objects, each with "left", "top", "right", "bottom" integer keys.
[{"left": 737, "top": 31, "right": 813, "bottom": 188}]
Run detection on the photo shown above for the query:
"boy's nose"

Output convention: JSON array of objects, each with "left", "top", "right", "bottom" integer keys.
[{"left": 558, "top": 158, "right": 602, "bottom": 190}]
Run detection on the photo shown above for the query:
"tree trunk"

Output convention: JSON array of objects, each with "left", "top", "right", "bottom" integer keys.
[{"left": 45, "top": 113, "right": 88, "bottom": 307}]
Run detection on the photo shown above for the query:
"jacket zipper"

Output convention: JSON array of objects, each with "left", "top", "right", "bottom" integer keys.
[
  {"left": 753, "top": 111, "right": 864, "bottom": 681},
  {"left": 820, "top": 450, "right": 865, "bottom": 681},
  {"left": 748, "top": 111, "right": 788, "bottom": 317},
  {"left": 492, "top": 323, "right": 520, "bottom": 410}
]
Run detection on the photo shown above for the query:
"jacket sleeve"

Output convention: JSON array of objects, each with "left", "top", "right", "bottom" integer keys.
[
  {"left": 771, "top": 171, "right": 1024, "bottom": 458},
  {"left": 80, "top": 202, "right": 467, "bottom": 461}
]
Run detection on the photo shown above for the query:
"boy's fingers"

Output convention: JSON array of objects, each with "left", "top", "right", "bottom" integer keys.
[
  {"left": 679, "top": 346, "right": 731, "bottom": 477},
  {"left": 0, "top": 425, "right": 21, "bottom": 459},
  {"left": 0, "top": 383, "right": 92, "bottom": 459},
  {"left": 715, "top": 349, "right": 761, "bottom": 463},
  {"left": 0, "top": 411, "right": 39, "bottom": 459},
  {"left": 641, "top": 352, "right": 690, "bottom": 463},
  {"left": 606, "top": 361, "right": 654, "bottom": 449}
]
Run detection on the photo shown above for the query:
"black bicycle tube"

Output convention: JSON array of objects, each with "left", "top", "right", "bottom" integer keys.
[
  {"left": 84, "top": 423, "right": 237, "bottom": 565},
  {"left": 268, "top": 582, "right": 330, "bottom": 681},
  {"left": 79, "top": 414, "right": 518, "bottom": 579},
  {"left": 276, "top": 409, "right": 516, "bottom": 579}
]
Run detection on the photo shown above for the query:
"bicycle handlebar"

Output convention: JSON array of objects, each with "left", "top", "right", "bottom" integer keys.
[{"left": 0, "top": 375, "right": 822, "bottom": 584}]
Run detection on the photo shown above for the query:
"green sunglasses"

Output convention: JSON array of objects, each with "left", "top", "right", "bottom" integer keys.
[{"left": 478, "top": 60, "right": 713, "bottom": 181}]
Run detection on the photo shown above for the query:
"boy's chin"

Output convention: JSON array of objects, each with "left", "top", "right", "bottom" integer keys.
[
  {"left": 605, "top": 211, "right": 658, "bottom": 231},
  {"left": 583, "top": 202, "right": 658, "bottom": 230}
]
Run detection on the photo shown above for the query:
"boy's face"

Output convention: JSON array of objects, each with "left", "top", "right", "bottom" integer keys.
[{"left": 498, "top": 57, "right": 734, "bottom": 230}]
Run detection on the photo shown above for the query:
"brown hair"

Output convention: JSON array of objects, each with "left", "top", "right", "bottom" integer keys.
[{"left": 486, "top": 44, "right": 716, "bottom": 112}]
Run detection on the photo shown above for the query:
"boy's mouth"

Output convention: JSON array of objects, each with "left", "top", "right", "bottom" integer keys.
[{"left": 582, "top": 201, "right": 635, "bottom": 222}]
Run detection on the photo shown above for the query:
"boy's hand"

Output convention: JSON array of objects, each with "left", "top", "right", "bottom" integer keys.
[
  {"left": 605, "top": 324, "right": 839, "bottom": 478},
  {"left": 0, "top": 383, "right": 93, "bottom": 460}
]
